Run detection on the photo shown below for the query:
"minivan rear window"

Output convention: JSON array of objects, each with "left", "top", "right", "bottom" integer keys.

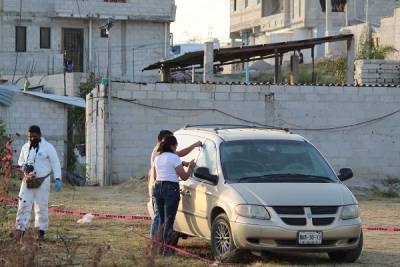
[{"left": 220, "top": 140, "right": 338, "bottom": 183}]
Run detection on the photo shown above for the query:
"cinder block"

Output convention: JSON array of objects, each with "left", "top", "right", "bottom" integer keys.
[
  {"left": 162, "top": 91, "right": 177, "bottom": 100},
  {"left": 177, "top": 92, "right": 193, "bottom": 100},
  {"left": 117, "top": 90, "right": 132, "bottom": 99},
  {"left": 132, "top": 91, "right": 147, "bottom": 99},
  {"left": 230, "top": 92, "right": 245, "bottom": 101},
  {"left": 171, "top": 83, "right": 187, "bottom": 91},
  {"left": 124, "top": 83, "right": 141, "bottom": 91},
  {"left": 155, "top": 83, "right": 171, "bottom": 92},
  {"left": 231, "top": 84, "right": 248, "bottom": 93},
  {"left": 244, "top": 92, "right": 261, "bottom": 101},
  {"left": 214, "top": 92, "right": 229, "bottom": 101},
  {"left": 193, "top": 92, "right": 210, "bottom": 100},
  {"left": 215, "top": 84, "right": 231, "bottom": 93},
  {"left": 147, "top": 91, "right": 162, "bottom": 99}
]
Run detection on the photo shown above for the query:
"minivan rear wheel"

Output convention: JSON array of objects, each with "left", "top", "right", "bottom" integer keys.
[
  {"left": 328, "top": 231, "right": 363, "bottom": 262},
  {"left": 211, "top": 213, "right": 237, "bottom": 261}
]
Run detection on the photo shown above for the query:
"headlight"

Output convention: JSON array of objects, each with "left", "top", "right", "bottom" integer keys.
[
  {"left": 341, "top": 205, "right": 359, "bottom": 220},
  {"left": 235, "top": 205, "right": 270, "bottom": 220}
]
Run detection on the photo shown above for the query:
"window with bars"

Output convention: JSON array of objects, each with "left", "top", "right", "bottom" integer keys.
[
  {"left": 40, "top": 27, "right": 51, "bottom": 49},
  {"left": 15, "top": 26, "right": 26, "bottom": 52}
]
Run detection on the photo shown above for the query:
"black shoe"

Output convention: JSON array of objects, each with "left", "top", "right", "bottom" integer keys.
[{"left": 38, "top": 230, "right": 45, "bottom": 241}]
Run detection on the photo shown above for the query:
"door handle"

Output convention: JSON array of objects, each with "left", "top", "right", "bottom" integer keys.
[
  {"left": 205, "top": 191, "right": 212, "bottom": 196},
  {"left": 180, "top": 189, "right": 191, "bottom": 197}
]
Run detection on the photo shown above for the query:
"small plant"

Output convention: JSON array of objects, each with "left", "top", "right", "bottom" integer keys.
[
  {"left": 316, "top": 56, "right": 347, "bottom": 84},
  {"left": 357, "top": 29, "right": 397, "bottom": 60}
]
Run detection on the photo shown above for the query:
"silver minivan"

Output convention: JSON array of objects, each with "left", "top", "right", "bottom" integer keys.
[{"left": 154, "top": 125, "right": 363, "bottom": 262}]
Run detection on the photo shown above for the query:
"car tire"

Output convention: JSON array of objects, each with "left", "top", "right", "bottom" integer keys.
[
  {"left": 211, "top": 213, "right": 237, "bottom": 261},
  {"left": 328, "top": 231, "right": 363, "bottom": 263}
]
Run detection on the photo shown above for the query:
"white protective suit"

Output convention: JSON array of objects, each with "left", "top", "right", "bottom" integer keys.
[{"left": 16, "top": 138, "right": 61, "bottom": 231}]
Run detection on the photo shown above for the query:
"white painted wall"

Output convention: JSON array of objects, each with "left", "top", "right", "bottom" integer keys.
[{"left": 87, "top": 82, "right": 400, "bottom": 189}]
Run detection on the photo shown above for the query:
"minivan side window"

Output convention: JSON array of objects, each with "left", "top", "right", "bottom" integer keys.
[
  {"left": 175, "top": 134, "right": 202, "bottom": 163},
  {"left": 196, "top": 140, "right": 218, "bottom": 176}
]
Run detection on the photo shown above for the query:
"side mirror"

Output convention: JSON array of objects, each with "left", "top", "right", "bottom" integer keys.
[
  {"left": 194, "top": 167, "right": 218, "bottom": 184},
  {"left": 338, "top": 168, "right": 353, "bottom": 181}
]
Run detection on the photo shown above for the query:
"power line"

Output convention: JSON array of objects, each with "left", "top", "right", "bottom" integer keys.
[{"left": 105, "top": 96, "right": 400, "bottom": 132}]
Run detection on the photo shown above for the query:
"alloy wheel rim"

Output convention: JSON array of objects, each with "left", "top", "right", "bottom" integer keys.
[{"left": 215, "top": 221, "right": 231, "bottom": 255}]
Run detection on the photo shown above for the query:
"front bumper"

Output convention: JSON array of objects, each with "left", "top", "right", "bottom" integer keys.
[{"left": 231, "top": 218, "right": 362, "bottom": 252}]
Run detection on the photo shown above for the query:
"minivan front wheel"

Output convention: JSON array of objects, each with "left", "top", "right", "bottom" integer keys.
[
  {"left": 211, "top": 213, "right": 236, "bottom": 261},
  {"left": 328, "top": 231, "right": 363, "bottom": 262}
]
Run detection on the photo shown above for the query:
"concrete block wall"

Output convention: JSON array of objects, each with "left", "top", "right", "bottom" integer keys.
[
  {"left": 87, "top": 82, "right": 400, "bottom": 188},
  {"left": 0, "top": 92, "right": 68, "bottom": 172},
  {"left": 355, "top": 60, "right": 400, "bottom": 84}
]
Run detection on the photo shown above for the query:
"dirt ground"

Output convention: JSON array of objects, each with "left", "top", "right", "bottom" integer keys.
[{"left": 0, "top": 178, "right": 399, "bottom": 266}]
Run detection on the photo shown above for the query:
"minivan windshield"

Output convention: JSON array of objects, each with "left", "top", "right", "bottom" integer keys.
[{"left": 220, "top": 140, "right": 338, "bottom": 183}]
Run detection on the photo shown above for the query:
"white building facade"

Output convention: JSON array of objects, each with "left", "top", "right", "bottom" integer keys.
[
  {"left": 0, "top": 0, "right": 176, "bottom": 82},
  {"left": 230, "top": 0, "right": 400, "bottom": 59}
]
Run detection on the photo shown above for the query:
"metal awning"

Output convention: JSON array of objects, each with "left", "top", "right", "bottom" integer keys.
[
  {"left": 0, "top": 84, "right": 85, "bottom": 108},
  {"left": 143, "top": 34, "right": 354, "bottom": 72},
  {"left": 24, "top": 91, "right": 86, "bottom": 108}
]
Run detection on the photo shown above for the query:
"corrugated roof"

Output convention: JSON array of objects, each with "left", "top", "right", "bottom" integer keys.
[
  {"left": 0, "top": 84, "right": 85, "bottom": 108},
  {"left": 143, "top": 34, "right": 354, "bottom": 71},
  {"left": 25, "top": 91, "right": 86, "bottom": 108},
  {"left": 0, "top": 88, "right": 13, "bottom": 106}
]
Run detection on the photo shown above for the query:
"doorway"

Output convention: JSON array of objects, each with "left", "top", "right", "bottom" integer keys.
[{"left": 63, "top": 28, "right": 84, "bottom": 72}]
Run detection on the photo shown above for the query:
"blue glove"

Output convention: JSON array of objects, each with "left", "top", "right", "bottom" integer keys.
[{"left": 54, "top": 178, "right": 62, "bottom": 192}]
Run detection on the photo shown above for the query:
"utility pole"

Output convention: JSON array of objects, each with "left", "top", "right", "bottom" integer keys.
[
  {"left": 63, "top": 50, "right": 67, "bottom": 96},
  {"left": 103, "top": 17, "right": 114, "bottom": 186}
]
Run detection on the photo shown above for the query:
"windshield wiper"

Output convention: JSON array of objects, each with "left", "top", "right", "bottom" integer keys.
[{"left": 237, "top": 174, "right": 333, "bottom": 183}]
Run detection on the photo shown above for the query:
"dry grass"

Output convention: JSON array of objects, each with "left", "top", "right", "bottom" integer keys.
[{"left": 1, "top": 178, "right": 399, "bottom": 266}]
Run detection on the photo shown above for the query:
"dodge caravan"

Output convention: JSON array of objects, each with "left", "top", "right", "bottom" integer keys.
[{"left": 151, "top": 125, "right": 363, "bottom": 262}]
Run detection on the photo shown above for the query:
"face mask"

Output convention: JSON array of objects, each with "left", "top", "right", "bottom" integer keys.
[{"left": 30, "top": 138, "right": 41, "bottom": 149}]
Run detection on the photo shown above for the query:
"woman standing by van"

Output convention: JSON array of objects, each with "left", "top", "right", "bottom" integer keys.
[{"left": 152, "top": 135, "right": 195, "bottom": 254}]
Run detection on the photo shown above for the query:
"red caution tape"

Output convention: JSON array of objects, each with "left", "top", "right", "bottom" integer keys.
[
  {"left": 2, "top": 195, "right": 400, "bottom": 233},
  {"left": 362, "top": 226, "right": 400, "bottom": 232},
  {"left": 130, "top": 229, "right": 216, "bottom": 265}
]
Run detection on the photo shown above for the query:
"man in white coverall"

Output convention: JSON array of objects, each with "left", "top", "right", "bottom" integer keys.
[{"left": 15, "top": 125, "right": 62, "bottom": 241}]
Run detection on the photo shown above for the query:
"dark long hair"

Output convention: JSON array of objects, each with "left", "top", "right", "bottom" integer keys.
[
  {"left": 157, "top": 130, "right": 173, "bottom": 142},
  {"left": 157, "top": 135, "right": 177, "bottom": 154}
]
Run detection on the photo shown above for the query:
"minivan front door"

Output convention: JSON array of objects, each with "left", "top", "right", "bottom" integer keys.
[{"left": 179, "top": 140, "right": 218, "bottom": 238}]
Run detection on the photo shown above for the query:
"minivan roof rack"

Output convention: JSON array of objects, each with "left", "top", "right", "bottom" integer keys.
[{"left": 184, "top": 124, "right": 289, "bottom": 132}]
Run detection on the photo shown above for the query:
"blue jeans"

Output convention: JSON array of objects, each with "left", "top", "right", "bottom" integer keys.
[
  {"left": 150, "top": 196, "right": 160, "bottom": 239},
  {"left": 152, "top": 181, "right": 180, "bottom": 246}
]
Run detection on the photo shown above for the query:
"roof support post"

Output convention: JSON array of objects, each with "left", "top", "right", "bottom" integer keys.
[
  {"left": 346, "top": 37, "right": 355, "bottom": 84},
  {"left": 191, "top": 65, "right": 195, "bottom": 83},
  {"left": 274, "top": 50, "right": 282, "bottom": 84},
  {"left": 203, "top": 41, "right": 214, "bottom": 82},
  {"left": 325, "top": 0, "right": 332, "bottom": 57},
  {"left": 160, "top": 65, "right": 171, "bottom": 82},
  {"left": 290, "top": 54, "right": 299, "bottom": 85},
  {"left": 311, "top": 46, "right": 316, "bottom": 84}
]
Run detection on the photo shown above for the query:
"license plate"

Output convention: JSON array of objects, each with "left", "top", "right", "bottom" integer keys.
[{"left": 298, "top": 231, "right": 322, "bottom": 245}]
